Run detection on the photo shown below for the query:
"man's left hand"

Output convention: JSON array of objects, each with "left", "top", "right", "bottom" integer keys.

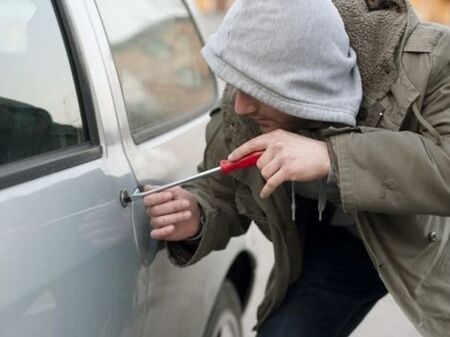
[{"left": 228, "top": 129, "right": 331, "bottom": 198}]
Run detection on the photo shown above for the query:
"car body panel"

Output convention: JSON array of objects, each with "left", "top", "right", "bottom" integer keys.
[
  {"left": 85, "top": 1, "right": 256, "bottom": 336},
  {"left": 0, "top": 1, "right": 258, "bottom": 337}
]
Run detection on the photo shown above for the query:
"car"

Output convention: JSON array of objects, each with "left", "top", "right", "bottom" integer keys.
[{"left": 0, "top": 1, "right": 262, "bottom": 336}]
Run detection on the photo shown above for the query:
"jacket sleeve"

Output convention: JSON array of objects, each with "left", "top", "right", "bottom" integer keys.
[
  {"left": 329, "top": 36, "right": 450, "bottom": 216},
  {"left": 167, "top": 110, "right": 251, "bottom": 267}
]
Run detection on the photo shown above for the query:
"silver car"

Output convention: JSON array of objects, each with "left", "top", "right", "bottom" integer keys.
[{"left": 0, "top": 1, "right": 260, "bottom": 336}]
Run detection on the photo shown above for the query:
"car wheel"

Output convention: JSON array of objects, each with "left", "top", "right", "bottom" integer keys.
[{"left": 203, "top": 280, "right": 242, "bottom": 337}]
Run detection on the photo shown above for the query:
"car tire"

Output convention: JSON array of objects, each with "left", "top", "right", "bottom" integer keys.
[{"left": 203, "top": 280, "right": 243, "bottom": 337}]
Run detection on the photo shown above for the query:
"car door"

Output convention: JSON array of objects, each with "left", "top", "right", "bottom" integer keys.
[
  {"left": 0, "top": 1, "right": 148, "bottom": 336},
  {"left": 87, "top": 1, "right": 242, "bottom": 336}
]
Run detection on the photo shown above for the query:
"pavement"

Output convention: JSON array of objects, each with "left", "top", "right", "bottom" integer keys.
[{"left": 200, "top": 12, "right": 422, "bottom": 337}]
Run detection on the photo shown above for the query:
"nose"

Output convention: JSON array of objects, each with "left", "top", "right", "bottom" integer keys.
[{"left": 234, "top": 90, "right": 258, "bottom": 116}]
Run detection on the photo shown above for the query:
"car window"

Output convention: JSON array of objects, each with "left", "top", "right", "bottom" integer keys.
[
  {"left": 95, "top": 0, "right": 217, "bottom": 143},
  {"left": 0, "top": 0, "right": 87, "bottom": 166}
]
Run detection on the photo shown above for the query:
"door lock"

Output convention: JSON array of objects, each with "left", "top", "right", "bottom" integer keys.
[{"left": 119, "top": 189, "right": 131, "bottom": 207}]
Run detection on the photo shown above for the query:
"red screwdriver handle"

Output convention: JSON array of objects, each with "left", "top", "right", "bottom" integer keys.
[{"left": 219, "top": 151, "right": 263, "bottom": 175}]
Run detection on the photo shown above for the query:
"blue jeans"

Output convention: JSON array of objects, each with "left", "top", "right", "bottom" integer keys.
[{"left": 257, "top": 212, "right": 387, "bottom": 337}]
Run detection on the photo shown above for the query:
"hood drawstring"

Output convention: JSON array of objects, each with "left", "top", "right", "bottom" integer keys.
[
  {"left": 318, "top": 180, "right": 327, "bottom": 222},
  {"left": 291, "top": 182, "right": 296, "bottom": 222},
  {"left": 412, "top": 103, "right": 442, "bottom": 145},
  {"left": 291, "top": 180, "right": 328, "bottom": 222}
]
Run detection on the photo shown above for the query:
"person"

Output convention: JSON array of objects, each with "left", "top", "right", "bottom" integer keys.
[{"left": 144, "top": 0, "right": 450, "bottom": 336}]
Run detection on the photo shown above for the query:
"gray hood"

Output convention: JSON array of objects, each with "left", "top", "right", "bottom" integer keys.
[{"left": 202, "top": 0, "right": 362, "bottom": 126}]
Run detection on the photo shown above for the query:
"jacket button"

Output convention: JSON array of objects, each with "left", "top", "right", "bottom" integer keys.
[{"left": 428, "top": 232, "right": 437, "bottom": 243}]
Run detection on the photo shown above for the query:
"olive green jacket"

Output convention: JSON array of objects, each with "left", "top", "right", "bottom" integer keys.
[{"left": 168, "top": 1, "right": 450, "bottom": 336}]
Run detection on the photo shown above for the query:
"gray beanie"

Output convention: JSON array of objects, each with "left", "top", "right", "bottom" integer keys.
[{"left": 202, "top": 0, "right": 362, "bottom": 126}]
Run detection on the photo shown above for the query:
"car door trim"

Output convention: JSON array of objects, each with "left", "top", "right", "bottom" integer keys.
[
  {"left": 0, "top": 0, "right": 103, "bottom": 190},
  {"left": 0, "top": 145, "right": 102, "bottom": 190},
  {"left": 53, "top": 0, "right": 100, "bottom": 146}
]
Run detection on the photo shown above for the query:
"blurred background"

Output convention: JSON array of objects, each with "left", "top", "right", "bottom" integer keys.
[
  {"left": 192, "top": 1, "right": 449, "bottom": 337},
  {"left": 195, "top": 0, "right": 450, "bottom": 25}
]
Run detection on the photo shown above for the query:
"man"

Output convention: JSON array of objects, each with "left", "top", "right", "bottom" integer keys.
[{"left": 144, "top": 0, "right": 450, "bottom": 336}]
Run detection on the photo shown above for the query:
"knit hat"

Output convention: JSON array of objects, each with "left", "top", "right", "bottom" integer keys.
[{"left": 201, "top": 0, "right": 362, "bottom": 126}]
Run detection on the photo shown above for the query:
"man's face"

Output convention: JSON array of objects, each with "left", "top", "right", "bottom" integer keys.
[{"left": 233, "top": 90, "right": 322, "bottom": 133}]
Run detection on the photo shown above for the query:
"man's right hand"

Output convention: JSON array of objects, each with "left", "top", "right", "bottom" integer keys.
[{"left": 143, "top": 186, "right": 202, "bottom": 241}]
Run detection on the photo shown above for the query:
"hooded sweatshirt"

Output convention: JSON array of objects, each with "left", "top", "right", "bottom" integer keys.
[{"left": 201, "top": 0, "right": 362, "bottom": 126}]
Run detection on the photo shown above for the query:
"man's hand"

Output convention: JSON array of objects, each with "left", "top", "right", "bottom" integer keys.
[
  {"left": 143, "top": 186, "right": 201, "bottom": 241},
  {"left": 228, "top": 129, "right": 331, "bottom": 198}
]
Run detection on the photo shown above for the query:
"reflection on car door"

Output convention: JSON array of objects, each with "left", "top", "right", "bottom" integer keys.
[
  {"left": 92, "top": 1, "right": 222, "bottom": 336},
  {"left": 0, "top": 1, "right": 147, "bottom": 336}
]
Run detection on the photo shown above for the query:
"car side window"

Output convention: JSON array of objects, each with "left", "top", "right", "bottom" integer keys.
[
  {"left": 95, "top": 0, "right": 217, "bottom": 143},
  {"left": 0, "top": 0, "right": 87, "bottom": 166}
]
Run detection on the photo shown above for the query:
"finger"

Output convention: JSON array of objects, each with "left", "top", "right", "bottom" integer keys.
[
  {"left": 167, "top": 185, "right": 183, "bottom": 195},
  {"left": 260, "top": 169, "right": 287, "bottom": 199},
  {"left": 150, "top": 199, "right": 190, "bottom": 217},
  {"left": 143, "top": 191, "right": 173, "bottom": 207},
  {"left": 150, "top": 225, "right": 175, "bottom": 240},
  {"left": 151, "top": 210, "right": 193, "bottom": 228},
  {"left": 256, "top": 145, "right": 276, "bottom": 170},
  {"left": 260, "top": 158, "right": 281, "bottom": 181},
  {"left": 228, "top": 134, "right": 270, "bottom": 161}
]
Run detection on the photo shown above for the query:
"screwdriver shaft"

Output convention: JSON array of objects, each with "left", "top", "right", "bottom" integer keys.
[{"left": 129, "top": 166, "right": 221, "bottom": 201}]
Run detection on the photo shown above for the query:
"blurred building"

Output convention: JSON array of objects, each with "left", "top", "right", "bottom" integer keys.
[
  {"left": 195, "top": 0, "right": 233, "bottom": 13},
  {"left": 411, "top": 0, "right": 450, "bottom": 25},
  {"left": 196, "top": 0, "right": 450, "bottom": 25}
]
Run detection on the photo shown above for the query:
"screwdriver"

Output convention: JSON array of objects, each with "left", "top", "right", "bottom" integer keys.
[{"left": 127, "top": 151, "right": 263, "bottom": 202}]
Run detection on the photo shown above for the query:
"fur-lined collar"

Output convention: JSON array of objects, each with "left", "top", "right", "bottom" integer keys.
[{"left": 332, "top": 0, "right": 410, "bottom": 100}]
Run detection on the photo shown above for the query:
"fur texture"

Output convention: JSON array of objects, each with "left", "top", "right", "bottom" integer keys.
[{"left": 332, "top": 0, "right": 408, "bottom": 100}]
